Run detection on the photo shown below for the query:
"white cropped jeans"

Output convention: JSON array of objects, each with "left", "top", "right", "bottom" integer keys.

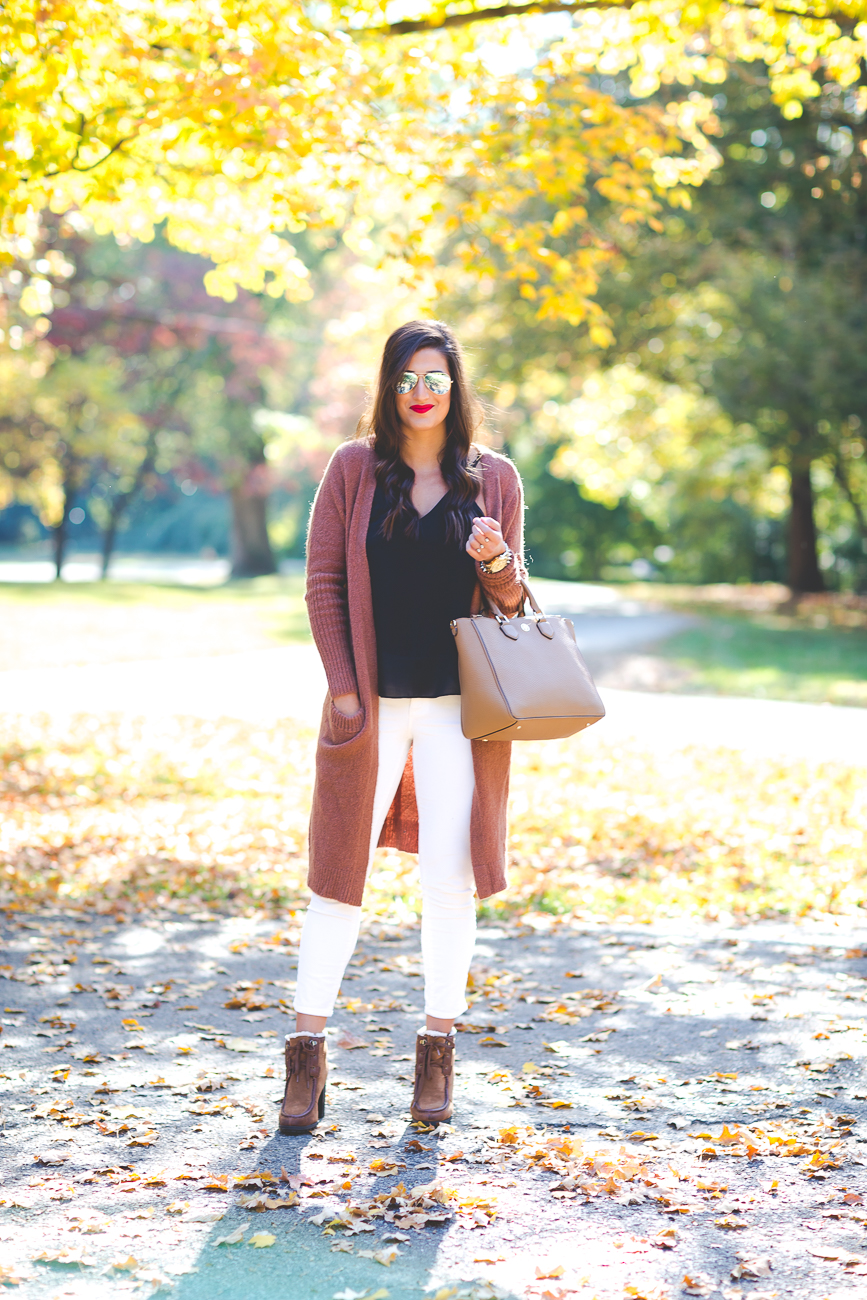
[{"left": 294, "top": 695, "right": 477, "bottom": 1020}]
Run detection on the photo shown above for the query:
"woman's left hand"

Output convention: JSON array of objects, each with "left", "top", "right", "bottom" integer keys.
[{"left": 467, "top": 516, "right": 507, "bottom": 564}]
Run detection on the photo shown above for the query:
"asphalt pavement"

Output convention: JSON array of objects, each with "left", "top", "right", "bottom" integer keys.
[{"left": 1, "top": 910, "right": 866, "bottom": 1298}]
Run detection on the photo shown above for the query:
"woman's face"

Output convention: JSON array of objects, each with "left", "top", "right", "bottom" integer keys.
[{"left": 394, "top": 347, "right": 452, "bottom": 437}]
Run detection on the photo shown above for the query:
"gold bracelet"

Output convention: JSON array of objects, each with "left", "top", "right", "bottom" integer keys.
[{"left": 479, "top": 548, "right": 512, "bottom": 575}]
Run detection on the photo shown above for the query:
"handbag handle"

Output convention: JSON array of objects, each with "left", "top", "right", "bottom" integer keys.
[{"left": 480, "top": 578, "right": 554, "bottom": 640}]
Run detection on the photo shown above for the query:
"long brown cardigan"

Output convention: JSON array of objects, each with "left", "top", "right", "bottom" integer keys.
[{"left": 304, "top": 438, "right": 527, "bottom": 906}]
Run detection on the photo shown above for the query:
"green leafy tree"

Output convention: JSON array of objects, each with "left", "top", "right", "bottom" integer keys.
[
  {"left": 0, "top": 344, "right": 144, "bottom": 576},
  {"left": 590, "top": 71, "right": 867, "bottom": 590},
  {"left": 442, "top": 67, "right": 867, "bottom": 591}
]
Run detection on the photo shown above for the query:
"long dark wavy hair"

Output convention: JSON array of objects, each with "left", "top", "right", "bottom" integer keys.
[{"left": 358, "top": 320, "right": 482, "bottom": 544}]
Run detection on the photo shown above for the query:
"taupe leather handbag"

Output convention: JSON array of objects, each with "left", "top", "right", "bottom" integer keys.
[{"left": 450, "top": 580, "right": 605, "bottom": 741}]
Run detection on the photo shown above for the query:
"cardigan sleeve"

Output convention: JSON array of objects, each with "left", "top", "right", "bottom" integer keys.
[
  {"left": 305, "top": 449, "right": 359, "bottom": 699},
  {"left": 476, "top": 455, "right": 528, "bottom": 620}
]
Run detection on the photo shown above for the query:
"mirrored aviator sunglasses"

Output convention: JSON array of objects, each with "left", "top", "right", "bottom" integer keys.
[{"left": 394, "top": 370, "right": 453, "bottom": 395}]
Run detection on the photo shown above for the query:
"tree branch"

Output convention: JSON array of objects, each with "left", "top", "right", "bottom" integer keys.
[
  {"left": 833, "top": 451, "right": 867, "bottom": 542},
  {"left": 371, "top": 0, "right": 858, "bottom": 37}
]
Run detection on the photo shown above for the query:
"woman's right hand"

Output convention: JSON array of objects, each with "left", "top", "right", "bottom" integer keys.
[{"left": 332, "top": 692, "right": 361, "bottom": 718}]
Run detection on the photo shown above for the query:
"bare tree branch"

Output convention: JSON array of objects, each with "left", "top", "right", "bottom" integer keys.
[
  {"left": 833, "top": 452, "right": 867, "bottom": 543},
  {"left": 371, "top": 0, "right": 858, "bottom": 37}
]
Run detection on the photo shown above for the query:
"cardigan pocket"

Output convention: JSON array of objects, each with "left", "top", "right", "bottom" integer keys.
[{"left": 325, "top": 700, "right": 366, "bottom": 745}]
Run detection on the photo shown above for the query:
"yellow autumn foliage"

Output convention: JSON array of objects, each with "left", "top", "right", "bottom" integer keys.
[{"left": 1, "top": 1, "right": 865, "bottom": 324}]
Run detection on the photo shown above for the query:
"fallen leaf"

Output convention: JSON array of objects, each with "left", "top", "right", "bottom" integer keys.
[
  {"left": 32, "top": 1247, "right": 95, "bottom": 1267},
  {"left": 248, "top": 1232, "right": 276, "bottom": 1248},
  {"left": 682, "top": 1274, "right": 714, "bottom": 1297},
  {"left": 369, "top": 1157, "right": 405, "bottom": 1175},
  {"left": 336, "top": 1032, "right": 371, "bottom": 1050},
  {"left": 110, "top": 1256, "right": 140, "bottom": 1272},
  {"left": 308, "top": 1209, "right": 335, "bottom": 1225},
  {"left": 536, "top": 1264, "right": 566, "bottom": 1279},
  {"left": 126, "top": 1130, "right": 158, "bottom": 1146},
  {"left": 731, "top": 1255, "right": 772, "bottom": 1279},
  {"left": 357, "top": 1247, "right": 399, "bottom": 1266},
  {"left": 237, "top": 1192, "right": 298, "bottom": 1210},
  {"left": 224, "top": 1037, "right": 259, "bottom": 1053},
  {"left": 214, "top": 1223, "right": 249, "bottom": 1246}
]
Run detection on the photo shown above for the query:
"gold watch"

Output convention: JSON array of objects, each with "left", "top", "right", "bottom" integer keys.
[{"left": 479, "top": 547, "right": 512, "bottom": 575}]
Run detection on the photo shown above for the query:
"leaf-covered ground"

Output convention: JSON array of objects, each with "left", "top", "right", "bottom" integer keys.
[
  {"left": 1, "top": 715, "right": 864, "bottom": 923},
  {"left": 1, "top": 910, "right": 866, "bottom": 1298}
]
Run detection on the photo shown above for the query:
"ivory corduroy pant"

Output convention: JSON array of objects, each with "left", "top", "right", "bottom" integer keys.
[{"left": 294, "top": 695, "right": 477, "bottom": 1020}]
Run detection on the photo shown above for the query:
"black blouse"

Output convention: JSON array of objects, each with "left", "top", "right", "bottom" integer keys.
[{"left": 366, "top": 484, "right": 481, "bottom": 698}]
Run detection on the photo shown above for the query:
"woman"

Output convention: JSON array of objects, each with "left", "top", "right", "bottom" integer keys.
[{"left": 279, "top": 320, "right": 527, "bottom": 1134}]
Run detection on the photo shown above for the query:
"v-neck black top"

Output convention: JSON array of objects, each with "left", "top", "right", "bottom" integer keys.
[{"left": 366, "top": 484, "right": 481, "bottom": 698}]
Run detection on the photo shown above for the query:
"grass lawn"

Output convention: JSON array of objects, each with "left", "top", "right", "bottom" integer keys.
[
  {"left": 657, "top": 615, "right": 867, "bottom": 707},
  {"left": 0, "top": 574, "right": 311, "bottom": 670}
]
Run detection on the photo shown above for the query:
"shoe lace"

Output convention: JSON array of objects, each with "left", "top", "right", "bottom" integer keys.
[
  {"left": 420, "top": 1036, "right": 451, "bottom": 1080},
  {"left": 287, "top": 1038, "right": 320, "bottom": 1083}
]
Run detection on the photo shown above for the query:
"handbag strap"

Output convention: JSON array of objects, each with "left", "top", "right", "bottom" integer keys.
[{"left": 480, "top": 578, "right": 554, "bottom": 639}]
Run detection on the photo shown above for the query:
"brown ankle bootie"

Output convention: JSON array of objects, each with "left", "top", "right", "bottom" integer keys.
[
  {"left": 410, "top": 1032, "right": 455, "bottom": 1124},
  {"left": 279, "top": 1034, "right": 327, "bottom": 1134}
]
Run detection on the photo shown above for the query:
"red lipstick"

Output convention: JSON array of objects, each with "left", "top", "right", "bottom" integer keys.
[{"left": 410, "top": 404, "right": 434, "bottom": 412}]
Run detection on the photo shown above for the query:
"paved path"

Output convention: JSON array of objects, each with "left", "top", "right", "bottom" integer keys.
[{"left": 1, "top": 910, "right": 865, "bottom": 1298}]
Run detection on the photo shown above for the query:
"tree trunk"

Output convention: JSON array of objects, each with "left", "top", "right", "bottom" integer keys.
[
  {"left": 52, "top": 518, "right": 68, "bottom": 580},
  {"left": 230, "top": 485, "right": 276, "bottom": 577},
  {"left": 52, "top": 477, "right": 75, "bottom": 580},
  {"left": 99, "top": 434, "right": 160, "bottom": 579},
  {"left": 788, "top": 463, "right": 825, "bottom": 593},
  {"left": 101, "top": 504, "right": 121, "bottom": 579}
]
